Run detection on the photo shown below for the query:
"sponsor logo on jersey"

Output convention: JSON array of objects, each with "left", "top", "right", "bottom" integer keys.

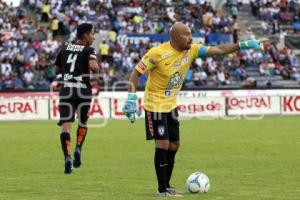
[
  {"left": 137, "top": 61, "right": 146, "bottom": 70},
  {"left": 161, "top": 52, "right": 173, "bottom": 59},
  {"left": 165, "top": 72, "right": 183, "bottom": 97},
  {"left": 64, "top": 73, "right": 83, "bottom": 81}
]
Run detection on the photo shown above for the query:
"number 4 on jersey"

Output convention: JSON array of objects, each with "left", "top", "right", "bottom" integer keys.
[{"left": 67, "top": 54, "right": 78, "bottom": 73}]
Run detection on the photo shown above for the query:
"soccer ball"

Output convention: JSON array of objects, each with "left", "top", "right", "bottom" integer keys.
[{"left": 186, "top": 172, "right": 210, "bottom": 193}]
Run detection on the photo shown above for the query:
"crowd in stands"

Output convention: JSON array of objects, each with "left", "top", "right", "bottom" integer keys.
[
  {"left": 0, "top": 1, "right": 59, "bottom": 90},
  {"left": 185, "top": 41, "right": 299, "bottom": 87},
  {"left": 0, "top": 0, "right": 299, "bottom": 91},
  {"left": 249, "top": 0, "right": 300, "bottom": 34}
]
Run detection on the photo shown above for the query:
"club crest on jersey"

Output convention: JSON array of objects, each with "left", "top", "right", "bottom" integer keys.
[
  {"left": 161, "top": 52, "right": 173, "bottom": 59},
  {"left": 158, "top": 126, "right": 165, "bottom": 136},
  {"left": 183, "top": 55, "right": 189, "bottom": 64}
]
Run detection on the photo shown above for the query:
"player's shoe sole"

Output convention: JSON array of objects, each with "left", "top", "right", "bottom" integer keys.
[
  {"left": 155, "top": 191, "right": 183, "bottom": 197},
  {"left": 73, "top": 151, "right": 81, "bottom": 168},
  {"left": 167, "top": 187, "right": 183, "bottom": 195}
]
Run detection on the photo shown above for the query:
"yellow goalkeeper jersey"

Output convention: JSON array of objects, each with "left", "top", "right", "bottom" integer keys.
[{"left": 135, "top": 42, "right": 209, "bottom": 112}]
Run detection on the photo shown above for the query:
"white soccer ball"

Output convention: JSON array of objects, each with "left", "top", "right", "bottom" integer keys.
[{"left": 186, "top": 172, "right": 210, "bottom": 193}]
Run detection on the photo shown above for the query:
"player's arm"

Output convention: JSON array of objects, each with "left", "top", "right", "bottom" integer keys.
[
  {"left": 128, "top": 49, "right": 156, "bottom": 93},
  {"left": 128, "top": 69, "right": 142, "bottom": 93},
  {"left": 202, "top": 39, "right": 265, "bottom": 57},
  {"left": 89, "top": 59, "right": 100, "bottom": 74},
  {"left": 52, "top": 52, "right": 63, "bottom": 91},
  {"left": 206, "top": 43, "right": 239, "bottom": 56},
  {"left": 89, "top": 49, "right": 100, "bottom": 73},
  {"left": 123, "top": 49, "right": 156, "bottom": 123}
]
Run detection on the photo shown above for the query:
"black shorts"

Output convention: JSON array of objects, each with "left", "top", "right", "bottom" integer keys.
[
  {"left": 145, "top": 108, "right": 180, "bottom": 141},
  {"left": 58, "top": 86, "right": 92, "bottom": 126}
]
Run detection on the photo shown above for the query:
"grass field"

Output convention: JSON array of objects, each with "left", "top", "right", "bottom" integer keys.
[{"left": 0, "top": 116, "right": 299, "bottom": 200}]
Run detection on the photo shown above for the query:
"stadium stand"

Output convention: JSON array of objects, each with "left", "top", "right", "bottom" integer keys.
[
  {"left": 230, "top": 0, "right": 300, "bottom": 87},
  {"left": 0, "top": 0, "right": 299, "bottom": 91}
]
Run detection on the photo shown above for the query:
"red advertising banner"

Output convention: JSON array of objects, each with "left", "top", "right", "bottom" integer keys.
[
  {"left": 282, "top": 96, "right": 300, "bottom": 114},
  {"left": 50, "top": 97, "right": 110, "bottom": 120},
  {"left": 227, "top": 96, "right": 280, "bottom": 115},
  {"left": 1, "top": 91, "right": 299, "bottom": 121},
  {"left": 0, "top": 99, "right": 48, "bottom": 120}
]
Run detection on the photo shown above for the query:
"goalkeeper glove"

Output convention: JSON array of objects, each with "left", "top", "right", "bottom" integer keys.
[
  {"left": 239, "top": 39, "right": 262, "bottom": 51},
  {"left": 122, "top": 93, "right": 141, "bottom": 123}
]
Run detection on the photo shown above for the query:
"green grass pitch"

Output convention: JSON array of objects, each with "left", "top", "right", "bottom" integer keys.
[{"left": 0, "top": 116, "right": 299, "bottom": 200}]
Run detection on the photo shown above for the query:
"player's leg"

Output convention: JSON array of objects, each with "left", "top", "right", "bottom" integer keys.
[
  {"left": 154, "top": 139, "right": 169, "bottom": 194},
  {"left": 58, "top": 87, "right": 75, "bottom": 174},
  {"left": 73, "top": 125, "right": 87, "bottom": 168},
  {"left": 145, "top": 110, "right": 180, "bottom": 196},
  {"left": 60, "top": 122, "right": 73, "bottom": 174},
  {"left": 74, "top": 89, "right": 92, "bottom": 168},
  {"left": 166, "top": 109, "right": 181, "bottom": 193}
]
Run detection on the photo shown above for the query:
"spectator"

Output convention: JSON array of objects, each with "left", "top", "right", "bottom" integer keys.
[
  {"left": 23, "top": 68, "right": 34, "bottom": 88},
  {"left": 272, "top": 19, "right": 280, "bottom": 34},
  {"left": 41, "top": 1, "right": 50, "bottom": 23},
  {"left": 0, "top": 76, "right": 6, "bottom": 89},
  {"left": 231, "top": 4, "right": 239, "bottom": 20},
  {"left": 1, "top": 0, "right": 299, "bottom": 91},
  {"left": 242, "top": 76, "right": 257, "bottom": 88},
  {"left": 1, "top": 59, "right": 12, "bottom": 78},
  {"left": 193, "top": 68, "right": 208, "bottom": 86},
  {"left": 50, "top": 16, "right": 59, "bottom": 39},
  {"left": 11, "top": 73, "right": 23, "bottom": 89},
  {"left": 99, "top": 41, "right": 110, "bottom": 62},
  {"left": 235, "top": 63, "right": 247, "bottom": 82}
]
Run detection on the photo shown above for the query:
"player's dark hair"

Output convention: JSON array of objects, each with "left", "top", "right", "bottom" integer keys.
[{"left": 76, "top": 23, "right": 93, "bottom": 39}]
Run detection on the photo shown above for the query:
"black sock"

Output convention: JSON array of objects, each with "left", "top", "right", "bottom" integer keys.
[
  {"left": 76, "top": 126, "right": 87, "bottom": 152},
  {"left": 167, "top": 150, "right": 177, "bottom": 188},
  {"left": 60, "top": 132, "right": 71, "bottom": 159},
  {"left": 154, "top": 148, "right": 168, "bottom": 193}
]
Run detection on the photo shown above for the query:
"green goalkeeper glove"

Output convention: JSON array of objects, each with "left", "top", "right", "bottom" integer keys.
[
  {"left": 122, "top": 93, "right": 141, "bottom": 123},
  {"left": 239, "top": 39, "right": 263, "bottom": 51}
]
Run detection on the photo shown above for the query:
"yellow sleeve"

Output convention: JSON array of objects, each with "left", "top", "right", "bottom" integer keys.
[
  {"left": 135, "top": 48, "right": 157, "bottom": 74},
  {"left": 190, "top": 43, "right": 210, "bottom": 60}
]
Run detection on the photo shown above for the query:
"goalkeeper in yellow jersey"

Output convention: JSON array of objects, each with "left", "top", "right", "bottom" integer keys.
[{"left": 123, "top": 22, "right": 266, "bottom": 197}]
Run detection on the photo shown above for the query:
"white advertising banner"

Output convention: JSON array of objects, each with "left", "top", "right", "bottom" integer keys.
[
  {"left": 227, "top": 96, "right": 281, "bottom": 115},
  {"left": 49, "top": 97, "right": 110, "bottom": 120},
  {"left": 98, "top": 89, "right": 300, "bottom": 99},
  {"left": 281, "top": 96, "right": 300, "bottom": 115},
  {"left": 111, "top": 97, "right": 226, "bottom": 119},
  {"left": 0, "top": 99, "right": 48, "bottom": 120},
  {"left": 2, "top": 90, "right": 300, "bottom": 121},
  {"left": 177, "top": 97, "right": 226, "bottom": 117}
]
